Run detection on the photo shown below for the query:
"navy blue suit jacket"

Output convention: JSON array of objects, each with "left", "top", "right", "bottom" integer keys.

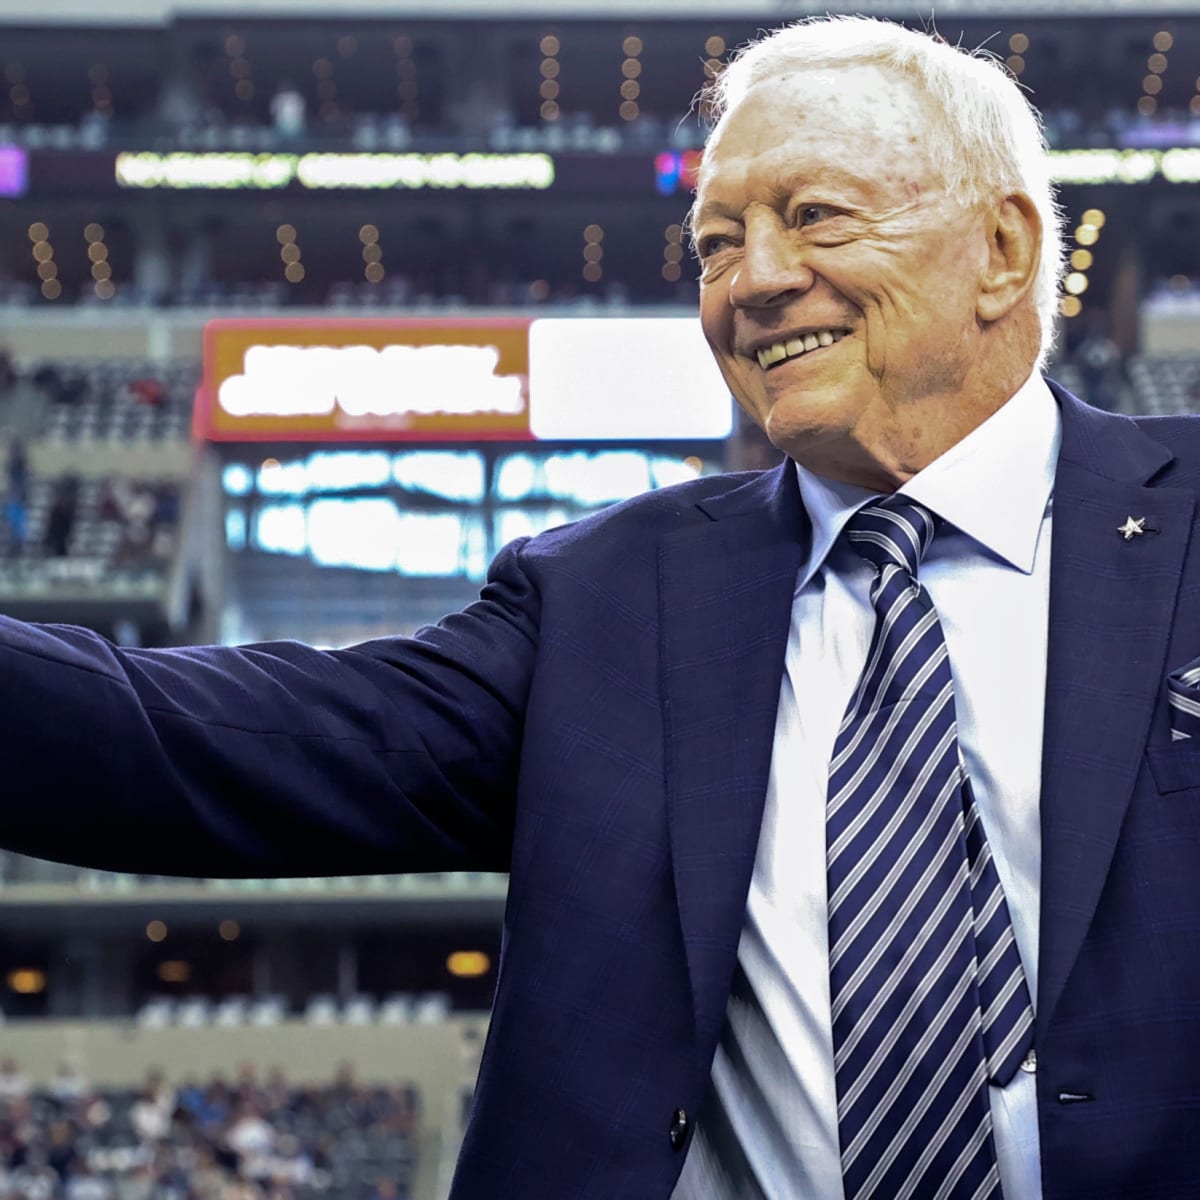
[{"left": 4, "top": 383, "right": 1200, "bottom": 1198}]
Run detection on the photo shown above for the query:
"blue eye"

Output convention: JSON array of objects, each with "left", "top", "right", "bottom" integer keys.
[{"left": 697, "top": 235, "right": 733, "bottom": 259}]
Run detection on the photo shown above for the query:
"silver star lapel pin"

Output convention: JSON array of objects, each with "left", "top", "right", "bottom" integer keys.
[{"left": 1118, "top": 516, "right": 1147, "bottom": 540}]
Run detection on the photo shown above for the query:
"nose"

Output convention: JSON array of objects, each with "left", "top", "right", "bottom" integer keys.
[{"left": 728, "top": 217, "right": 815, "bottom": 310}]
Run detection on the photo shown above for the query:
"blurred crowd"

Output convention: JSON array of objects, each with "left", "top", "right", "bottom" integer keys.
[
  {"left": 8, "top": 81, "right": 1200, "bottom": 156},
  {"left": 0, "top": 1060, "right": 418, "bottom": 1200},
  {"left": 0, "top": 355, "right": 185, "bottom": 574},
  {"left": 0, "top": 465, "right": 180, "bottom": 572}
]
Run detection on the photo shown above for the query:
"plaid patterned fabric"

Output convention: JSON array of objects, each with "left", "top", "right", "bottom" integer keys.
[{"left": 1, "top": 386, "right": 1200, "bottom": 1197}]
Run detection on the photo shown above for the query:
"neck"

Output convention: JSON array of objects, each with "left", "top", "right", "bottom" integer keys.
[{"left": 789, "top": 353, "right": 1037, "bottom": 492}]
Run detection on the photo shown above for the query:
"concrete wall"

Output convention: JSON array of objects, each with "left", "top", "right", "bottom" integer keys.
[
  {"left": 0, "top": 1014, "right": 488, "bottom": 1113},
  {"left": 0, "top": 311, "right": 204, "bottom": 366},
  {"left": 1141, "top": 303, "right": 1200, "bottom": 355}
]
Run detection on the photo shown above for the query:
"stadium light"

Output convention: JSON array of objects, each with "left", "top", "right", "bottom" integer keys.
[
  {"left": 447, "top": 951, "right": 491, "bottom": 978},
  {"left": 6, "top": 969, "right": 45, "bottom": 995}
]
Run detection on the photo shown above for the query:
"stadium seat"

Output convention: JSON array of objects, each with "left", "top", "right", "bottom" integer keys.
[
  {"left": 340, "top": 994, "right": 377, "bottom": 1025},
  {"left": 248, "top": 995, "right": 287, "bottom": 1026},
  {"left": 412, "top": 993, "right": 451, "bottom": 1023},
  {"left": 133, "top": 998, "right": 174, "bottom": 1029},
  {"left": 304, "top": 994, "right": 339, "bottom": 1025},
  {"left": 212, "top": 996, "right": 249, "bottom": 1027},
  {"left": 174, "top": 996, "right": 212, "bottom": 1027},
  {"left": 378, "top": 993, "right": 415, "bottom": 1024}
]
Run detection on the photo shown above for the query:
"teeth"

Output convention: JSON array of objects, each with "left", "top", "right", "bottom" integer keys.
[{"left": 755, "top": 330, "right": 845, "bottom": 370}]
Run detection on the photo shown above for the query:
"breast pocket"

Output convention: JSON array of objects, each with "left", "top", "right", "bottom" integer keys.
[{"left": 1146, "top": 745, "right": 1200, "bottom": 794}]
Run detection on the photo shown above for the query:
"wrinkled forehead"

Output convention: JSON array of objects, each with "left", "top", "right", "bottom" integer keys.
[
  {"left": 703, "top": 64, "right": 938, "bottom": 170},
  {"left": 694, "top": 66, "right": 945, "bottom": 210}
]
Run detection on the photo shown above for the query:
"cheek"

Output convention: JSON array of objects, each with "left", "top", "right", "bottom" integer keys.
[
  {"left": 698, "top": 288, "right": 729, "bottom": 351},
  {"left": 854, "top": 298, "right": 899, "bottom": 376},
  {"left": 854, "top": 273, "right": 949, "bottom": 372},
  {"left": 700, "top": 296, "right": 751, "bottom": 385},
  {"left": 822, "top": 250, "right": 909, "bottom": 338}
]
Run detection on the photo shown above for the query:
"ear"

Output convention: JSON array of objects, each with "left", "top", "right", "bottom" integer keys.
[{"left": 976, "top": 192, "right": 1041, "bottom": 324}]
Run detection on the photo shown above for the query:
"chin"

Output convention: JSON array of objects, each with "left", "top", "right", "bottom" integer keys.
[{"left": 762, "top": 398, "right": 849, "bottom": 460}]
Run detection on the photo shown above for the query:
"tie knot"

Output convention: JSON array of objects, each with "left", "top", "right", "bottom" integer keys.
[{"left": 845, "top": 497, "right": 937, "bottom": 578}]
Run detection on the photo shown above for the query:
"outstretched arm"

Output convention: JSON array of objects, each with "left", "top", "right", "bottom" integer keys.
[{"left": 0, "top": 538, "right": 539, "bottom": 880}]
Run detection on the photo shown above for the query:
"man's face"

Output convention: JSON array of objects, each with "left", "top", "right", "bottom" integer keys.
[{"left": 693, "top": 66, "right": 991, "bottom": 485}]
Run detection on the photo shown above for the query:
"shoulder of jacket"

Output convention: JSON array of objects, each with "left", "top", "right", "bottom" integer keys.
[{"left": 517, "top": 468, "right": 772, "bottom": 558}]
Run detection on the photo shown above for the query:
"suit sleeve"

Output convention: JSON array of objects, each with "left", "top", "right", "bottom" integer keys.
[{"left": 0, "top": 538, "right": 539, "bottom": 879}]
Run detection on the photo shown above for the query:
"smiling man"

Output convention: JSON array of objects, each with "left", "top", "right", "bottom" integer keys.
[
  {"left": 668, "top": 16, "right": 1200, "bottom": 1200},
  {"left": 692, "top": 48, "right": 1050, "bottom": 494},
  {"left": 669, "top": 20, "right": 1063, "bottom": 1200},
  {"left": 2, "top": 15, "right": 1200, "bottom": 1200}
]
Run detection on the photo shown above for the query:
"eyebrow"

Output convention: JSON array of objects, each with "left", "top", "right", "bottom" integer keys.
[
  {"left": 692, "top": 168, "right": 873, "bottom": 230},
  {"left": 689, "top": 199, "right": 740, "bottom": 229}
]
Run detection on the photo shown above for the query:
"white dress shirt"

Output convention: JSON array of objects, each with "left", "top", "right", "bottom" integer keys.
[{"left": 674, "top": 373, "right": 1060, "bottom": 1200}]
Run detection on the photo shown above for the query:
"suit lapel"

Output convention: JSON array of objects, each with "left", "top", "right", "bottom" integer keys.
[
  {"left": 1038, "top": 385, "right": 1194, "bottom": 1031},
  {"left": 655, "top": 391, "right": 1194, "bottom": 1049},
  {"left": 660, "top": 463, "right": 807, "bottom": 1041}
]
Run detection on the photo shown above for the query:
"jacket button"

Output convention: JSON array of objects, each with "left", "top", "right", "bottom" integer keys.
[{"left": 669, "top": 1108, "right": 690, "bottom": 1151}]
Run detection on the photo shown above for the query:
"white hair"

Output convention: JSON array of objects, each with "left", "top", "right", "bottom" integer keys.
[{"left": 704, "top": 15, "right": 1065, "bottom": 368}]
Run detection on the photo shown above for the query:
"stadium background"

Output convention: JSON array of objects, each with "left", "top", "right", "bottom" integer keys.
[{"left": 0, "top": 0, "right": 1198, "bottom": 1196}]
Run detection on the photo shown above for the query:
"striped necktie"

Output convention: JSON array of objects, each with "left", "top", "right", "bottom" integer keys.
[
  {"left": 827, "top": 496, "right": 1034, "bottom": 1200},
  {"left": 1167, "top": 660, "right": 1200, "bottom": 741}
]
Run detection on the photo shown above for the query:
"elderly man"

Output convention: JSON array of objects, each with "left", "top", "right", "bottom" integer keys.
[
  {"left": 0, "top": 14, "right": 1197, "bottom": 1200},
  {"left": 678, "top": 17, "right": 1053, "bottom": 1200}
]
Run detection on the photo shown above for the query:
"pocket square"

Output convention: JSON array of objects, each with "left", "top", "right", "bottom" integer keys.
[{"left": 1167, "top": 657, "right": 1200, "bottom": 741}]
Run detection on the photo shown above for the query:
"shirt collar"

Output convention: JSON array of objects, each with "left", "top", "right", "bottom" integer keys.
[{"left": 793, "top": 371, "right": 1061, "bottom": 588}]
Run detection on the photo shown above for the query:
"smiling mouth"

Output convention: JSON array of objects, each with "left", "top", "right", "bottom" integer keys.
[{"left": 755, "top": 329, "right": 849, "bottom": 370}]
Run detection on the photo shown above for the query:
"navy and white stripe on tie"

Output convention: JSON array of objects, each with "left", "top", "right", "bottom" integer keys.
[
  {"left": 828, "top": 497, "right": 1034, "bottom": 1200},
  {"left": 1167, "top": 660, "right": 1200, "bottom": 741}
]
